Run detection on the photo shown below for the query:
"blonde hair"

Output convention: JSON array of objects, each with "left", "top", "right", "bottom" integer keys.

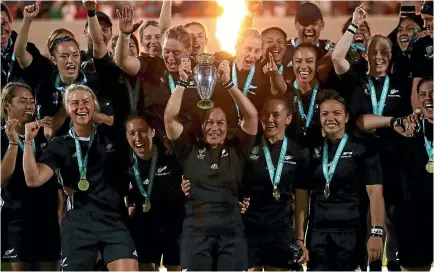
[
  {"left": 366, "top": 34, "right": 393, "bottom": 52},
  {"left": 63, "top": 84, "right": 100, "bottom": 114},
  {"left": 163, "top": 25, "right": 192, "bottom": 51},
  {"left": 236, "top": 28, "right": 263, "bottom": 49},
  {"left": 1, "top": 82, "right": 33, "bottom": 120}
]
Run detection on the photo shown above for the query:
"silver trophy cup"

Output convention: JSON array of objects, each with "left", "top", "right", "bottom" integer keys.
[{"left": 193, "top": 53, "right": 217, "bottom": 109}]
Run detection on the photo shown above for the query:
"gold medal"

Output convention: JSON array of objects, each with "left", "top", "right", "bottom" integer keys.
[
  {"left": 272, "top": 188, "right": 280, "bottom": 201},
  {"left": 143, "top": 201, "right": 151, "bottom": 213},
  {"left": 78, "top": 179, "right": 89, "bottom": 191},
  {"left": 426, "top": 161, "right": 434, "bottom": 173}
]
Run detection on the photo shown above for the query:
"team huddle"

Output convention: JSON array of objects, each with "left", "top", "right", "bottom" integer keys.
[{"left": 1, "top": 0, "right": 433, "bottom": 271}]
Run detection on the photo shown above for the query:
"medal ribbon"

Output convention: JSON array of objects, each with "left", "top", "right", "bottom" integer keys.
[
  {"left": 423, "top": 120, "right": 433, "bottom": 162},
  {"left": 71, "top": 127, "right": 95, "bottom": 181},
  {"left": 132, "top": 145, "right": 158, "bottom": 201},
  {"left": 55, "top": 71, "right": 88, "bottom": 93},
  {"left": 291, "top": 38, "right": 320, "bottom": 48},
  {"left": 168, "top": 73, "right": 176, "bottom": 94},
  {"left": 293, "top": 81, "right": 319, "bottom": 129},
  {"left": 278, "top": 65, "right": 284, "bottom": 75},
  {"left": 322, "top": 133, "right": 349, "bottom": 186},
  {"left": 350, "top": 43, "right": 366, "bottom": 52},
  {"left": 366, "top": 73, "right": 390, "bottom": 116},
  {"left": 261, "top": 136, "right": 288, "bottom": 189},
  {"left": 232, "top": 62, "right": 255, "bottom": 119},
  {"left": 17, "top": 137, "right": 36, "bottom": 154}
]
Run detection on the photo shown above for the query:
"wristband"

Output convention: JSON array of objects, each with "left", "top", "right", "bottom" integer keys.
[
  {"left": 350, "top": 23, "right": 359, "bottom": 29},
  {"left": 122, "top": 33, "right": 131, "bottom": 40},
  {"left": 347, "top": 24, "right": 358, "bottom": 35},
  {"left": 24, "top": 141, "right": 33, "bottom": 145},
  {"left": 87, "top": 9, "right": 96, "bottom": 17},
  {"left": 9, "top": 142, "right": 18, "bottom": 146},
  {"left": 296, "top": 239, "right": 304, "bottom": 243},
  {"left": 372, "top": 225, "right": 384, "bottom": 230},
  {"left": 389, "top": 117, "right": 397, "bottom": 128},
  {"left": 223, "top": 81, "right": 235, "bottom": 92},
  {"left": 177, "top": 79, "right": 189, "bottom": 88}
]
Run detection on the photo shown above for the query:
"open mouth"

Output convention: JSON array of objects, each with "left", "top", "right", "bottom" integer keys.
[
  {"left": 208, "top": 132, "right": 221, "bottom": 138},
  {"left": 167, "top": 62, "right": 177, "bottom": 70},
  {"left": 374, "top": 59, "right": 386, "bottom": 68},
  {"left": 76, "top": 112, "right": 89, "bottom": 118},
  {"left": 193, "top": 44, "right": 201, "bottom": 51},
  {"left": 244, "top": 59, "right": 255, "bottom": 67},
  {"left": 66, "top": 64, "right": 76, "bottom": 73},
  {"left": 24, "top": 110, "right": 33, "bottom": 115},
  {"left": 298, "top": 71, "right": 311, "bottom": 79},
  {"left": 135, "top": 143, "right": 145, "bottom": 152},
  {"left": 354, "top": 35, "right": 365, "bottom": 44},
  {"left": 399, "top": 35, "right": 409, "bottom": 44},
  {"left": 271, "top": 48, "right": 281, "bottom": 58},
  {"left": 425, "top": 103, "right": 433, "bottom": 111},
  {"left": 325, "top": 123, "right": 338, "bottom": 129},
  {"left": 303, "top": 33, "right": 315, "bottom": 42}
]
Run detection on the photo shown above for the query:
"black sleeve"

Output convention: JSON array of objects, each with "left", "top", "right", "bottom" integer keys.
[
  {"left": 94, "top": 53, "right": 122, "bottom": 94},
  {"left": 295, "top": 146, "right": 310, "bottom": 189},
  {"left": 233, "top": 129, "right": 256, "bottom": 160},
  {"left": 337, "top": 66, "right": 362, "bottom": 95},
  {"left": 172, "top": 131, "right": 194, "bottom": 166},
  {"left": 361, "top": 143, "right": 383, "bottom": 186},
  {"left": 38, "top": 137, "right": 65, "bottom": 171},
  {"left": 0, "top": 129, "right": 9, "bottom": 159},
  {"left": 20, "top": 52, "right": 53, "bottom": 90},
  {"left": 410, "top": 39, "right": 431, "bottom": 78},
  {"left": 349, "top": 87, "right": 371, "bottom": 121}
]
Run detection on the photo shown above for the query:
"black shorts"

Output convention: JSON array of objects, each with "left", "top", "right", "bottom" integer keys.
[
  {"left": 246, "top": 229, "right": 297, "bottom": 269},
  {"left": 1, "top": 211, "right": 60, "bottom": 263},
  {"left": 397, "top": 199, "right": 433, "bottom": 268},
  {"left": 307, "top": 229, "right": 364, "bottom": 271},
  {"left": 180, "top": 234, "right": 248, "bottom": 271},
  {"left": 61, "top": 209, "right": 137, "bottom": 271},
  {"left": 131, "top": 214, "right": 181, "bottom": 265}
]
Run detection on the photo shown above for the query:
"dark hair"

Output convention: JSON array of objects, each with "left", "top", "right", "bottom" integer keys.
[
  {"left": 1, "top": 82, "right": 33, "bottom": 119},
  {"left": 49, "top": 36, "right": 80, "bottom": 57},
  {"left": 184, "top": 21, "right": 208, "bottom": 38},
  {"left": 200, "top": 107, "right": 227, "bottom": 123},
  {"left": 163, "top": 25, "right": 192, "bottom": 51},
  {"left": 317, "top": 89, "right": 349, "bottom": 114},
  {"left": 417, "top": 77, "right": 434, "bottom": 94},
  {"left": 341, "top": 17, "right": 371, "bottom": 35},
  {"left": 292, "top": 42, "right": 322, "bottom": 62},
  {"left": 47, "top": 28, "right": 75, "bottom": 51},
  {"left": 261, "top": 27, "right": 287, "bottom": 41},
  {"left": 1, "top": 3, "right": 12, "bottom": 22},
  {"left": 125, "top": 112, "right": 155, "bottom": 130},
  {"left": 111, "top": 33, "right": 139, "bottom": 53},
  {"left": 261, "top": 95, "right": 293, "bottom": 114}
]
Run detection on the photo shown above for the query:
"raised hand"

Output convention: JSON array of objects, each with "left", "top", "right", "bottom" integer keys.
[
  {"left": 23, "top": 0, "right": 41, "bottom": 20},
  {"left": 246, "top": 0, "right": 262, "bottom": 13},
  {"left": 82, "top": 0, "right": 97, "bottom": 11},
  {"left": 25, "top": 121, "right": 41, "bottom": 142},
  {"left": 41, "top": 116, "right": 54, "bottom": 141},
  {"left": 263, "top": 52, "right": 279, "bottom": 76},
  {"left": 352, "top": 4, "right": 367, "bottom": 26},
  {"left": 179, "top": 58, "right": 192, "bottom": 81},
  {"left": 116, "top": 5, "right": 143, "bottom": 34},
  {"left": 5, "top": 118, "right": 19, "bottom": 144},
  {"left": 217, "top": 60, "right": 231, "bottom": 84}
]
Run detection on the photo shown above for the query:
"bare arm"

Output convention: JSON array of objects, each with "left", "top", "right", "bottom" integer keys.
[
  {"left": 270, "top": 73, "right": 287, "bottom": 95},
  {"left": 159, "top": 0, "right": 172, "bottom": 34},
  {"left": 164, "top": 85, "right": 185, "bottom": 141},
  {"left": 0, "top": 146, "right": 18, "bottom": 188},
  {"left": 114, "top": 6, "right": 143, "bottom": 76},
  {"left": 295, "top": 189, "right": 309, "bottom": 241},
  {"left": 84, "top": 1, "right": 107, "bottom": 59},
  {"left": 228, "top": 85, "right": 258, "bottom": 135},
  {"left": 366, "top": 185, "right": 385, "bottom": 227},
  {"left": 317, "top": 50, "right": 333, "bottom": 82},
  {"left": 356, "top": 114, "right": 392, "bottom": 133}
]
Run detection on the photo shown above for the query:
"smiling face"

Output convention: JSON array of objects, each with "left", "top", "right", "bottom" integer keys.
[
  {"left": 51, "top": 40, "right": 81, "bottom": 83},
  {"left": 353, "top": 23, "right": 371, "bottom": 46},
  {"left": 1, "top": 11, "right": 11, "bottom": 49},
  {"left": 320, "top": 99, "right": 349, "bottom": 137},
  {"left": 185, "top": 23, "right": 207, "bottom": 56},
  {"left": 202, "top": 107, "right": 228, "bottom": 146},
  {"left": 418, "top": 80, "right": 433, "bottom": 121},
  {"left": 67, "top": 90, "right": 96, "bottom": 126},
  {"left": 397, "top": 18, "right": 420, "bottom": 52},
  {"left": 422, "top": 13, "right": 433, "bottom": 34},
  {"left": 293, "top": 46, "right": 317, "bottom": 83},
  {"left": 141, "top": 25, "right": 162, "bottom": 56},
  {"left": 162, "top": 38, "right": 190, "bottom": 73},
  {"left": 260, "top": 98, "right": 292, "bottom": 140},
  {"left": 262, "top": 29, "right": 287, "bottom": 65},
  {"left": 295, "top": 19, "right": 324, "bottom": 44},
  {"left": 235, "top": 36, "right": 262, "bottom": 71},
  {"left": 366, "top": 36, "right": 392, "bottom": 77},
  {"left": 126, "top": 117, "right": 155, "bottom": 159},
  {"left": 4, "top": 87, "right": 35, "bottom": 124}
]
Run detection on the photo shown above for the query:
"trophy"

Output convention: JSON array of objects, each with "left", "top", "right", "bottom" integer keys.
[
  {"left": 288, "top": 244, "right": 303, "bottom": 265},
  {"left": 193, "top": 53, "right": 217, "bottom": 109}
]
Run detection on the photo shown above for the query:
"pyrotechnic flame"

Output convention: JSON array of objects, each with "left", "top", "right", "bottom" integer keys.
[{"left": 215, "top": 0, "right": 246, "bottom": 55}]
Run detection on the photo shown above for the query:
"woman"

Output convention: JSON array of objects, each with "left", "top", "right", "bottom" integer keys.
[
  {"left": 22, "top": 84, "right": 138, "bottom": 271},
  {"left": 14, "top": 1, "right": 113, "bottom": 136},
  {"left": 242, "top": 96, "right": 310, "bottom": 271},
  {"left": 139, "top": 21, "right": 163, "bottom": 57},
  {"left": 125, "top": 113, "right": 184, "bottom": 271},
  {"left": 394, "top": 77, "right": 433, "bottom": 271},
  {"left": 295, "top": 90, "right": 385, "bottom": 270},
  {"left": 0, "top": 83, "right": 60, "bottom": 271},
  {"left": 164, "top": 57, "right": 258, "bottom": 270}
]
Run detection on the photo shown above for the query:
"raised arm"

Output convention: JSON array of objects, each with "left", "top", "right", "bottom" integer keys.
[
  {"left": 219, "top": 60, "right": 258, "bottom": 135},
  {"left": 332, "top": 4, "right": 367, "bottom": 75},
  {"left": 164, "top": 58, "right": 191, "bottom": 141},
  {"left": 263, "top": 52, "right": 287, "bottom": 95},
  {"left": 238, "top": 0, "right": 261, "bottom": 36},
  {"left": 83, "top": 0, "right": 107, "bottom": 59},
  {"left": 400, "top": 1, "right": 416, "bottom": 18},
  {"left": 0, "top": 119, "right": 19, "bottom": 188},
  {"left": 114, "top": 5, "right": 143, "bottom": 76},
  {"left": 159, "top": 0, "right": 172, "bottom": 34},
  {"left": 23, "top": 121, "right": 54, "bottom": 187},
  {"left": 13, "top": 1, "right": 40, "bottom": 69}
]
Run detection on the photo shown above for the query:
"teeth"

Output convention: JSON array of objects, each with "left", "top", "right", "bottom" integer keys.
[
  {"left": 400, "top": 36, "right": 409, "bottom": 42},
  {"left": 25, "top": 111, "right": 32, "bottom": 114},
  {"left": 426, "top": 104, "right": 433, "bottom": 109},
  {"left": 136, "top": 144, "right": 144, "bottom": 148},
  {"left": 299, "top": 71, "right": 309, "bottom": 76},
  {"left": 355, "top": 37, "right": 364, "bottom": 42},
  {"left": 272, "top": 50, "right": 279, "bottom": 54},
  {"left": 375, "top": 60, "right": 384, "bottom": 65},
  {"left": 77, "top": 112, "right": 88, "bottom": 116}
]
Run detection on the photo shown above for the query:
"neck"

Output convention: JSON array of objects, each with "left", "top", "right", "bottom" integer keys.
[
  {"left": 327, "top": 130, "right": 345, "bottom": 143},
  {"left": 73, "top": 123, "right": 93, "bottom": 138},
  {"left": 59, "top": 73, "right": 77, "bottom": 86},
  {"left": 368, "top": 68, "right": 386, "bottom": 79},
  {"left": 235, "top": 58, "right": 249, "bottom": 71},
  {"left": 267, "top": 133, "right": 284, "bottom": 144},
  {"left": 295, "top": 79, "right": 314, "bottom": 94}
]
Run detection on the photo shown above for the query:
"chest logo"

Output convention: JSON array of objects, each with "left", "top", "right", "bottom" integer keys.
[
  {"left": 341, "top": 151, "right": 353, "bottom": 158},
  {"left": 425, "top": 45, "right": 433, "bottom": 59},
  {"left": 249, "top": 146, "right": 259, "bottom": 160},
  {"left": 143, "top": 179, "right": 149, "bottom": 185},
  {"left": 156, "top": 165, "right": 170, "bottom": 176},
  {"left": 106, "top": 143, "right": 114, "bottom": 152},
  {"left": 211, "top": 163, "right": 219, "bottom": 170},
  {"left": 52, "top": 92, "right": 59, "bottom": 105},
  {"left": 221, "top": 149, "right": 228, "bottom": 158},
  {"left": 197, "top": 147, "right": 206, "bottom": 160},
  {"left": 390, "top": 89, "right": 399, "bottom": 95}
]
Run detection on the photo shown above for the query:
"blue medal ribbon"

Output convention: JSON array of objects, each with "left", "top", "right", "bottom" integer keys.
[
  {"left": 132, "top": 145, "right": 158, "bottom": 201},
  {"left": 366, "top": 73, "right": 390, "bottom": 116},
  {"left": 293, "top": 81, "right": 319, "bottom": 130},
  {"left": 350, "top": 43, "right": 366, "bottom": 52},
  {"left": 261, "top": 136, "right": 288, "bottom": 190},
  {"left": 423, "top": 120, "right": 433, "bottom": 162},
  {"left": 17, "top": 137, "right": 36, "bottom": 154},
  {"left": 322, "top": 133, "right": 349, "bottom": 198},
  {"left": 291, "top": 38, "right": 320, "bottom": 48},
  {"left": 55, "top": 71, "right": 88, "bottom": 93},
  {"left": 232, "top": 62, "right": 255, "bottom": 119},
  {"left": 71, "top": 127, "right": 95, "bottom": 181},
  {"left": 278, "top": 65, "right": 284, "bottom": 75},
  {"left": 168, "top": 73, "right": 176, "bottom": 94}
]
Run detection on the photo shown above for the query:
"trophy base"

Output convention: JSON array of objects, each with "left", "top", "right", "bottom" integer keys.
[{"left": 197, "top": 100, "right": 214, "bottom": 109}]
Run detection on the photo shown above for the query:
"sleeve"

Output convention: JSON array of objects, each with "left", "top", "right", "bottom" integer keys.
[
  {"left": 171, "top": 131, "right": 194, "bottom": 165},
  {"left": 295, "top": 146, "right": 311, "bottom": 190},
  {"left": 0, "top": 130, "right": 9, "bottom": 159},
  {"left": 349, "top": 87, "right": 372, "bottom": 121},
  {"left": 94, "top": 53, "right": 122, "bottom": 91},
  {"left": 410, "top": 40, "right": 430, "bottom": 78},
  {"left": 233, "top": 129, "right": 256, "bottom": 160},
  {"left": 20, "top": 52, "right": 53, "bottom": 90},
  {"left": 38, "top": 138, "right": 64, "bottom": 171},
  {"left": 361, "top": 143, "right": 383, "bottom": 186},
  {"left": 337, "top": 66, "right": 362, "bottom": 95}
]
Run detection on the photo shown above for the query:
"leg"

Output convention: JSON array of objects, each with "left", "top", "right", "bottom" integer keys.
[
  {"left": 385, "top": 203, "right": 400, "bottom": 271},
  {"left": 1, "top": 262, "right": 12, "bottom": 271},
  {"left": 245, "top": 233, "right": 263, "bottom": 271},
  {"left": 10, "top": 262, "right": 31, "bottom": 271},
  {"left": 215, "top": 235, "right": 248, "bottom": 271},
  {"left": 248, "top": 266, "right": 263, "bottom": 271},
  {"left": 138, "top": 263, "right": 155, "bottom": 271},
  {"left": 165, "top": 265, "right": 181, "bottom": 271},
  {"left": 333, "top": 231, "right": 359, "bottom": 271},
  {"left": 180, "top": 235, "right": 214, "bottom": 270},
  {"left": 401, "top": 265, "right": 432, "bottom": 271},
  {"left": 37, "top": 261, "right": 59, "bottom": 271},
  {"left": 306, "top": 230, "right": 332, "bottom": 271},
  {"left": 107, "top": 259, "right": 138, "bottom": 271},
  {"left": 263, "top": 231, "right": 298, "bottom": 271}
]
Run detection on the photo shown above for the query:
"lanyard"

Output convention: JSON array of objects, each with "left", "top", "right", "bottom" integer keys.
[
  {"left": 423, "top": 120, "right": 433, "bottom": 161},
  {"left": 350, "top": 43, "right": 366, "bottom": 52},
  {"left": 291, "top": 38, "right": 320, "bottom": 48},
  {"left": 322, "top": 134, "right": 349, "bottom": 186},
  {"left": 293, "top": 81, "right": 319, "bottom": 130},
  {"left": 55, "top": 72, "right": 88, "bottom": 93},
  {"left": 71, "top": 128, "right": 95, "bottom": 180},
  {"left": 366, "top": 73, "right": 390, "bottom": 116},
  {"left": 232, "top": 62, "right": 255, "bottom": 119},
  {"left": 132, "top": 145, "right": 158, "bottom": 200},
  {"left": 168, "top": 73, "right": 176, "bottom": 94},
  {"left": 17, "top": 137, "right": 36, "bottom": 154},
  {"left": 261, "top": 136, "right": 288, "bottom": 190},
  {"left": 278, "top": 65, "right": 284, "bottom": 75}
]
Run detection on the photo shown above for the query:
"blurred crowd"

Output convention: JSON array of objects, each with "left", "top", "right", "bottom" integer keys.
[{"left": 3, "top": 0, "right": 409, "bottom": 20}]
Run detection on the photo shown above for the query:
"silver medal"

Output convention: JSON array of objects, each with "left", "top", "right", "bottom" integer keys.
[{"left": 324, "top": 184, "right": 330, "bottom": 198}]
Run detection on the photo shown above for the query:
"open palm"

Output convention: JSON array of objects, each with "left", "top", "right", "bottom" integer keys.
[{"left": 116, "top": 5, "right": 143, "bottom": 34}]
